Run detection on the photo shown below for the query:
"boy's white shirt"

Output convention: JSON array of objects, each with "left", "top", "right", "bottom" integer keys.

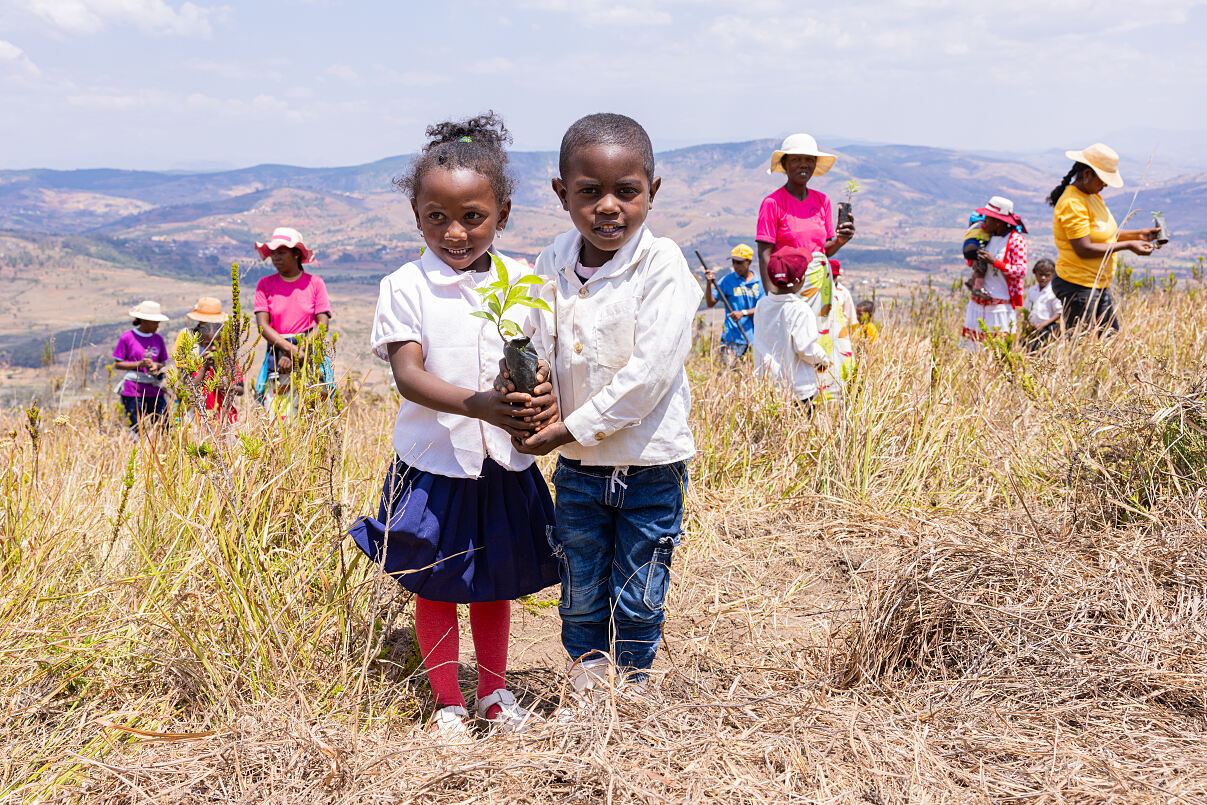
[
  {"left": 752, "top": 293, "right": 828, "bottom": 400},
  {"left": 370, "top": 248, "right": 536, "bottom": 479},
  {"left": 529, "top": 226, "right": 702, "bottom": 467},
  {"left": 1024, "top": 282, "right": 1062, "bottom": 328}
]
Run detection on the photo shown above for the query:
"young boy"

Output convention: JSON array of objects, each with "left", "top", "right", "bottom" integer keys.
[
  {"left": 703, "top": 243, "right": 761, "bottom": 366},
  {"left": 514, "top": 113, "right": 702, "bottom": 696},
  {"left": 1024, "top": 258, "right": 1062, "bottom": 349},
  {"left": 751, "top": 247, "right": 829, "bottom": 404},
  {"left": 854, "top": 299, "right": 879, "bottom": 344}
]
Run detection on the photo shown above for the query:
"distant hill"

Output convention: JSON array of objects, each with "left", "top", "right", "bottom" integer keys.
[{"left": 1, "top": 139, "right": 1203, "bottom": 367}]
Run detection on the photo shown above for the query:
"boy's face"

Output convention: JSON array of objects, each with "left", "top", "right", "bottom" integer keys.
[
  {"left": 412, "top": 166, "right": 510, "bottom": 273},
  {"left": 1034, "top": 267, "right": 1054, "bottom": 288},
  {"left": 552, "top": 143, "right": 660, "bottom": 268},
  {"left": 856, "top": 305, "right": 873, "bottom": 322}
]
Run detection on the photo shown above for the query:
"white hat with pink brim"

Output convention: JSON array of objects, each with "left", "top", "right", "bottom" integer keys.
[{"left": 255, "top": 227, "right": 317, "bottom": 264}]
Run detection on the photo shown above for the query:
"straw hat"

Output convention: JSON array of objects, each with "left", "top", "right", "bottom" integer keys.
[
  {"left": 129, "top": 300, "right": 169, "bottom": 322},
  {"left": 730, "top": 243, "right": 754, "bottom": 262},
  {"left": 769, "top": 133, "right": 837, "bottom": 176},
  {"left": 255, "top": 227, "right": 316, "bottom": 264},
  {"left": 1064, "top": 143, "right": 1123, "bottom": 188},
  {"left": 186, "top": 297, "right": 227, "bottom": 323},
  {"left": 975, "top": 195, "right": 1027, "bottom": 233}
]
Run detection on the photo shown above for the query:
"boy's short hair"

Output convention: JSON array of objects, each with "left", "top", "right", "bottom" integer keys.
[
  {"left": 856, "top": 299, "right": 875, "bottom": 312},
  {"left": 1033, "top": 258, "right": 1056, "bottom": 272},
  {"left": 559, "top": 113, "right": 655, "bottom": 180}
]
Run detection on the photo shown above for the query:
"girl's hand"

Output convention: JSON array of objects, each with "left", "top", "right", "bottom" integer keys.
[
  {"left": 1137, "top": 227, "right": 1161, "bottom": 242},
  {"left": 471, "top": 388, "right": 546, "bottom": 440},
  {"left": 495, "top": 360, "right": 552, "bottom": 398},
  {"left": 1128, "top": 241, "right": 1155, "bottom": 256},
  {"left": 513, "top": 421, "right": 576, "bottom": 456},
  {"left": 138, "top": 357, "right": 154, "bottom": 370}
]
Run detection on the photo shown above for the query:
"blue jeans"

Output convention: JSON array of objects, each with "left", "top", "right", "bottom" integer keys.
[{"left": 549, "top": 457, "right": 687, "bottom": 673}]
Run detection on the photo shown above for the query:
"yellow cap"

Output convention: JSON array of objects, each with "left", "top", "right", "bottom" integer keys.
[{"left": 730, "top": 243, "right": 754, "bottom": 262}]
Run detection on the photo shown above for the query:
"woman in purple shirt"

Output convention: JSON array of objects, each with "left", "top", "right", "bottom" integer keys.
[
  {"left": 112, "top": 300, "right": 170, "bottom": 432},
  {"left": 755, "top": 133, "right": 856, "bottom": 288}
]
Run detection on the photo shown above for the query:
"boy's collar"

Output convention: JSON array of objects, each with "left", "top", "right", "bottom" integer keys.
[{"left": 557, "top": 225, "right": 653, "bottom": 284}]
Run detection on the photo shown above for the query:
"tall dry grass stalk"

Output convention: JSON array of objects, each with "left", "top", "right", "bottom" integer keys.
[{"left": 1, "top": 278, "right": 1204, "bottom": 803}]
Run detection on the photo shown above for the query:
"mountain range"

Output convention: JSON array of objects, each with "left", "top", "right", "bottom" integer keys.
[{"left": 1, "top": 139, "right": 1203, "bottom": 370}]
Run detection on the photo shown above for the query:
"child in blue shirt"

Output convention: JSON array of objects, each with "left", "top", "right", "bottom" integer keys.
[{"left": 703, "top": 243, "right": 762, "bottom": 364}]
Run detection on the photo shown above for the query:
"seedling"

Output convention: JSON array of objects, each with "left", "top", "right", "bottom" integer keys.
[
  {"left": 838, "top": 179, "right": 861, "bottom": 227},
  {"left": 1151, "top": 210, "right": 1170, "bottom": 246},
  {"left": 470, "top": 253, "right": 552, "bottom": 394}
]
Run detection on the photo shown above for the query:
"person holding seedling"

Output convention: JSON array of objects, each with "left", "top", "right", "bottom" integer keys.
[
  {"left": 348, "top": 114, "right": 560, "bottom": 742},
  {"left": 703, "top": 243, "right": 761, "bottom": 365},
  {"left": 505, "top": 113, "right": 702, "bottom": 707},
  {"left": 752, "top": 247, "right": 829, "bottom": 408},
  {"left": 1047, "top": 143, "right": 1161, "bottom": 333},
  {"left": 958, "top": 196, "right": 1028, "bottom": 351},
  {"left": 174, "top": 296, "right": 243, "bottom": 424},
  {"left": 755, "top": 133, "right": 855, "bottom": 291},
  {"left": 252, "top": 226, "right": 333, "bottom": 401},
  {"left": 112, "top": 300, "right": 170, "bottom": 432}
]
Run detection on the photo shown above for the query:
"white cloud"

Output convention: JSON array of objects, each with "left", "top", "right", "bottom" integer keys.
[
  {"left": 469, "top": 57, "right": 513, "bottom": 75},
  {"left": 326, "top": 64, "right": 359, "bottom": 83},
  {"left": 21, "top": 0, "right": 227, "bottom": 37},
  {"left": 66, "top": 92, "right": 143, "bottom": 109},
  {"left": 519, "top": 0, "right": 671, "bottom": 25},
  {"left": 0, "top": 39, "right": 40, "bottom": 74}
]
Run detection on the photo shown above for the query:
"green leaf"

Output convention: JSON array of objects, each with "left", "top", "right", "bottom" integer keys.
[
  {"left": 513, "top": 297, "right": 553, "bottom": 313},
  {"left": 490, "top": 253, "right": 510, "bottom": 287},
  {"left": 503, "top": 285, "right": 529, "bottom": 309},
  {"left": 487, "top": 296, "right": 502, "bottom": 316},
  {"left": 499, "top": 319, "right": 522, "bottom": 338},
  {"left": 469, "top": 310, "right": 497, "bottom": 323},
  {"left": 513, "top": 274, "right": 544, "bottom": 285}
]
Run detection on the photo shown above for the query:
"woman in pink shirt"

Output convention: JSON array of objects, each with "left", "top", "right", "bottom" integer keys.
[
  {"left": 252, "top": 227, "right": 333, "bottom": 398},
  {"left": 755, "top": 134, "right": 856, "bottom": 289}
]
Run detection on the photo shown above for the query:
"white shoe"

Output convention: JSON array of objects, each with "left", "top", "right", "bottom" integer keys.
[
  {"left": 554, "top": 658, "right": 612, "bottom": 724},
  {"left": 427, "top": 705, "right": 472, "bottom": 744},
  {"left": 477, "top": 689, "right": 539, "bottom": 734}
]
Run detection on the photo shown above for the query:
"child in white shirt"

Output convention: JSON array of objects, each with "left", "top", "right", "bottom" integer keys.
[
  {"left": 1024, "top": 258, "right": 1062, "bottom": 349},
  {"left": 349, "top": 114, "right": 559, "bottom": 741},
  {"left": 752, "top": 246, "right": 830, "bottom": 403},
  {"left": 511, "top": 113, "right": 702, "bottom": 693}
]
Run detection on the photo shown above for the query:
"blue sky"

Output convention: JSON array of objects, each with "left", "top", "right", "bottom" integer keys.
[{"left": 1, "top": 0, "right": 1204, "bottom": 170}]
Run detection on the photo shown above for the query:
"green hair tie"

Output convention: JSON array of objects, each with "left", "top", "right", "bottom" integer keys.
[{"left": 458, "top": 136, "right": 472, "bottom": 143}]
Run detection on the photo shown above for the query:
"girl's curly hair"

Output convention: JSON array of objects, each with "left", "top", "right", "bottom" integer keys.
[{"left": 395, "top": 111, "right": 514, "bottom": 207}]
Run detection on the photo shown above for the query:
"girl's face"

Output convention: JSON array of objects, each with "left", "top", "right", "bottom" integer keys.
[
  {"left": 412, "top": 167, "right": 509, "bottom": 273},
  {"left": 137, "top": 319, "right": 159, "bottom": 333},
  {"left": 984, "top": 216, "right": 1010, "bottom": 237},
  {"left": 782, "top": 154, "right": 817, "bottom": 187},
  {"left": 270, "top": 246, "right": 301, "bottom": 277}
]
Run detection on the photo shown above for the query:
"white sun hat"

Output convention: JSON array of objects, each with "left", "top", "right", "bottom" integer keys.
[
  {"left": 1064, "top": 143, "right": 1124, "bottom": 188},
  {"left": 129, "top": 300, "right": 169, "bottom": 322},
  {"left": 769, "top": 133, "right": 837, "bottom": 176}
]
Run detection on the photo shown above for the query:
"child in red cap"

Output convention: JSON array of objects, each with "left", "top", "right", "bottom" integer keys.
[{"left": 751, "top": 247, "right": 830, "bottom": 405}]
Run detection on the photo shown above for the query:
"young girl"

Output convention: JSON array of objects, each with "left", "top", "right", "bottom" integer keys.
[
  {"left": 173, "top": 297, "right": 244, "bottom": 424},
  {"left": 252, "top": 227, "right": 333, "bottom": 400},
  {"left": 112, "top": 300, "right": 170, "bottom": 432},
  {"left": 349, "top": 113, "right": 559, "bottom": 741}
]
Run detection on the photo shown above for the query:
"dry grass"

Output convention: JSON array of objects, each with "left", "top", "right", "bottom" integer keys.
[{"left": 2, "top": 279, "right": 1206, "bottom": 803}]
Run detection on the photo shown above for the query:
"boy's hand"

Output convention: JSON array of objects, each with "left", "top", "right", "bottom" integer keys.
[{"left": 513, "top": 421, "right": 576, "bottom": 456}]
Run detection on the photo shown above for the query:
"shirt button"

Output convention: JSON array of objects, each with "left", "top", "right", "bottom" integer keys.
[
  {"left": 578, "top": 287, "right": 589, "bottom": 298},
  {"left": 595, "top": 431, "right": 606, "bottom": 441},
  {"left": 574, "top": 342, "right": 583, "bottom": 354}
]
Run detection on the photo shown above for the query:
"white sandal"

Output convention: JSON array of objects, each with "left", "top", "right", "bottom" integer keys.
[
  {"left": 428, "top": 705, "right": 472, "bottom": 744},
  {"left": 477, "top": 689, "right": 539, "bottom": 733}
]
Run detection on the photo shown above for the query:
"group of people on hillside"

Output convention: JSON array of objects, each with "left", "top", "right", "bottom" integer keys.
[
  {"left": 107, "top": 114, "right": 1163, "bottom": 742},
  {"left": 112, "top": 227, "right": 333, "bottom": 431},
  {"left": 955, "top": 143, "right": 1162, "bottom": 352}
]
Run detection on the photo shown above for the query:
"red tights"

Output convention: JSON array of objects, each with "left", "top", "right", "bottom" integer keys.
[{"left": 413, "top": 597, "right": 510, "bottom": 715}]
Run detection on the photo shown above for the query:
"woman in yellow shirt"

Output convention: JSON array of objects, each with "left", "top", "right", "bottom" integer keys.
[{"left": 1047, "top": 143, "right": 1160, "bottom": 332}]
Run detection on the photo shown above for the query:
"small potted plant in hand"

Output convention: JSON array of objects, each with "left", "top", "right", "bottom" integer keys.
[
  {"left": 1152, "top": 210, "right": 1170, "bottom": 246},
  {"left": 838, "top": 179, "right": 860, "bottom": 228},
  {"left": 472, "top": 254, "right": 552, "bottom": 395}
]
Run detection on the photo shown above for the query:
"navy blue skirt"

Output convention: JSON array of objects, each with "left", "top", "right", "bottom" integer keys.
[{"left": 349, "top": 457, "right": 559, "bottom": 603}]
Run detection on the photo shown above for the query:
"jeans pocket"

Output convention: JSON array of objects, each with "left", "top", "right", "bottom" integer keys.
[
  {"left": 547, "top": 525, "right": 572, "bottom": 610},
  {"left": 642, "top": 535, "right": 678, "bottom": 610}
]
